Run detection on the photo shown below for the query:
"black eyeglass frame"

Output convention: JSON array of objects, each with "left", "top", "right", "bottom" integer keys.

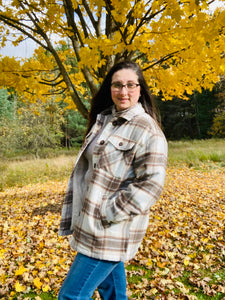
[{"left": 111, "top": 82, "right": 140, "bottom": 91}]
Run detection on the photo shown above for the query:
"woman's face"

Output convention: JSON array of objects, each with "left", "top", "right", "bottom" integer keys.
[{"left": 111, "top": 69, "right": 141, "bottom": 111}]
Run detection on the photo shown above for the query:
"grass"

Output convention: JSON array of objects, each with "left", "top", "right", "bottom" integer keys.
[
  {"left": 168, "top": 138, "right": 225, "bottom": 168},
  {"left": 10, "top": 292, "right": 57, "bottom": 300},
  {"left": 175, "top": 269, "right": 225, "bottom": 300},
  {"left": 126, "top": 263, "right": 225, "bottom": 299},
  {"left": 125, "top": 265, "right": 225, "bottom": 299},
  {"left": 0, "top": 153, "right": 77, "bottom": 191}
]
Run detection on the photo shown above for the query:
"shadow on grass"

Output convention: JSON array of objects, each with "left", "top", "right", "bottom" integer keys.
[{"left": 32, "top": 203, "right": 62, "bottom": 216}]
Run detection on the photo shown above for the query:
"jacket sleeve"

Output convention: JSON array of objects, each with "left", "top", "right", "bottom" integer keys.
[{"left": 100, "top": 131, "right": 167, "bottom": 227}]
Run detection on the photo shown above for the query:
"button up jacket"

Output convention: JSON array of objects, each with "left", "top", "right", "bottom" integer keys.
[{"left": 59, "top": 103, "right": 168, "bottom": 262}]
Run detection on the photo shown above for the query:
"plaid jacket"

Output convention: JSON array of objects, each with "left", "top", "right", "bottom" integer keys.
[{"left": 59, "top": 103, "right": 167, "bottom": 262}]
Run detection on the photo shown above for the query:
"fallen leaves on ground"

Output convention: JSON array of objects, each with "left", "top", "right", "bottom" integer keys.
[
  {"left": 129, "top": 166, "right": 225, "bottom": 299},
  {"left": 0, "top": 180, "right": 74, "bottom": 299},
  {"left": 0, "top": 166, "right": 225, "bottom": 299}
]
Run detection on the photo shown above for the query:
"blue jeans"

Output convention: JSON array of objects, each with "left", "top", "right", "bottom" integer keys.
[{"left": 58, "top": 253, "right": 128, "bottom": 300}]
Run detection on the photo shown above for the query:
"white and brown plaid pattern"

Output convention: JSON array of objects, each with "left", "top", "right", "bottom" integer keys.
[{"left": 59, "top": 103, "right": 167, "bottom": 262}]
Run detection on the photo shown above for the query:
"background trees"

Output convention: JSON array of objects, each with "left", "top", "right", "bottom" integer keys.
[
  {"left": 209, "top": 80, "right": 225, "bottom": 137},
  {"left": 158, "top": 88, "right": 219, "bottom": 139},
  {"left": 0, "top": 91, "right": 64, "bottom": 157},
  {"left": 0, "top": 0, "right": 225, "bottom": 118}
]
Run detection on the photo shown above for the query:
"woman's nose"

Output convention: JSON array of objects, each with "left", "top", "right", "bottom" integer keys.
[{"left": 119, "top": 86, "right": 128, "bottom": 95}]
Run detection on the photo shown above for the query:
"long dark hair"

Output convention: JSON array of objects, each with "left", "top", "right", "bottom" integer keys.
[{"left": 86, "top": 61, "right": 159, "bottom": 134}]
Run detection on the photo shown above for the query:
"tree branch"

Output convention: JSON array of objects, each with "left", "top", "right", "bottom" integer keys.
[
  {"left": 103, "top": 0, "right": 128, "bottom": 46},
  {"left": 128, "top": 4, "right": 167, "bottom": 45},
  {"left": 62, "top": 0, "right": 98, "bottom": 96},
  {"left": 82, "top": 0, "right": 101, "bottom": 36},
  {"left": 40, "top": 71, "right": 62, "bottom": 83},
  {"left": 39, "top": 79, "right": 64, "bottom": 86},
  {"left": 42, "top": 87, "right": 67, "bottom": 96},
  {"left": 75, "top": 6, "right": 90, "bottom": 38},
  {"left": 143, "top": 48, "right": 187, "bottom": 71},
  {"left": 0, "top": 14, "right": 48, "bottom": 50}
]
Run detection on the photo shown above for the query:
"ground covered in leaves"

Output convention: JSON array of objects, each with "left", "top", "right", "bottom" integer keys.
[{"left": 0, "top": 165, "right": 225, "bottom": 299}]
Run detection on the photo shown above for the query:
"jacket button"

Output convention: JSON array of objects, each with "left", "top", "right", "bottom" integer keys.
[
  {"left": 99, "top": 140, "right": 105, "bottom": 145},
  {"left": 119, "top": 142, "right": 123, "bottom": 146},
  {"left": 112, "top": 120, "right": 117, "bottom": 126}
]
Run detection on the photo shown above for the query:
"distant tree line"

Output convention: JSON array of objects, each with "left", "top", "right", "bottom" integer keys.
[
  {"left": 0, "top": 83, "right": 224, "bottom": 156},
  {"left": 158, "top": 85, "right": 224, "bottom": 140}
]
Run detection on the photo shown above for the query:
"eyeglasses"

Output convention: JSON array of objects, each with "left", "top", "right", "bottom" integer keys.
[{"left": 111, "top": 82, "right": 140, "bottom": 92}]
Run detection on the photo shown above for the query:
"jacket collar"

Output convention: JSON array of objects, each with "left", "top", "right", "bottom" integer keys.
[
  {"left": 101, "top": 103, "right": 145, "bottom": 121},
  {"left": 115, "top": 103, "right": 145, "bottom": 121}
]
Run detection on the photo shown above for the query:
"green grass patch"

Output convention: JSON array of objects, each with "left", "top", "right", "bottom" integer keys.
[
  {"left": 126, "top": 264, "right": 155, "bottom": 299},
  {"left": 126, "top": 264, "right": 154, "bottom": 285},
  {"left": 175, "top": 268, "right": 225, "bottom": 300},
  {"left": 168, "top": 138, "right": 225, "bottom": 168},
  {"left": 11, "top": 291, "right": 57, "bottom": 299}
]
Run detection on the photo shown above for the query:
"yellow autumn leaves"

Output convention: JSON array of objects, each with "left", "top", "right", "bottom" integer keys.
[
  {"left": 14, "top": 267, "right": 50, "bottom": 292},
  {"left": 1, "top": 0, "right": 225, "bottom": 115},
  {"left": 14, "top": 267, "right": 27, "bottom": 293},
  {"left": 0, "top": 180, "right": 75, "bottom": 299},
  {"left": 0, "top": 165, "right": 225, "bottom": 299},
  {"left": 133, "top": 165, "right": 225, "bottom": 298}
]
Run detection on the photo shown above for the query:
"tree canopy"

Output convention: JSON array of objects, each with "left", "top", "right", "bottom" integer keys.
[{"left": 0, "top": 0, "right": 225, "bottom": 118}]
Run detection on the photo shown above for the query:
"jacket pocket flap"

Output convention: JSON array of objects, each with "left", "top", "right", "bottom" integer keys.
[{"left": 108, "top": 136, "right": 135, "bottom": 151}]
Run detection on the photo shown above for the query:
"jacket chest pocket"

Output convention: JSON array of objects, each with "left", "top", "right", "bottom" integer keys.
[{"left": 96, "top": 136, "right": 136, "bottom": 179}]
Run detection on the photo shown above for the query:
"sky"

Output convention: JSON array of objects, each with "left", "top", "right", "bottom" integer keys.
[
  {"left": 0, "top": 0, "right": 224, "bottom": 59},
  {"left": 0, "top": 39, "right": 38, "bottom": 58}
]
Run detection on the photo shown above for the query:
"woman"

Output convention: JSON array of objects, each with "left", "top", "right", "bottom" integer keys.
[{"left": 58, "top": 61, "right": 167, "bottom": 300}]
